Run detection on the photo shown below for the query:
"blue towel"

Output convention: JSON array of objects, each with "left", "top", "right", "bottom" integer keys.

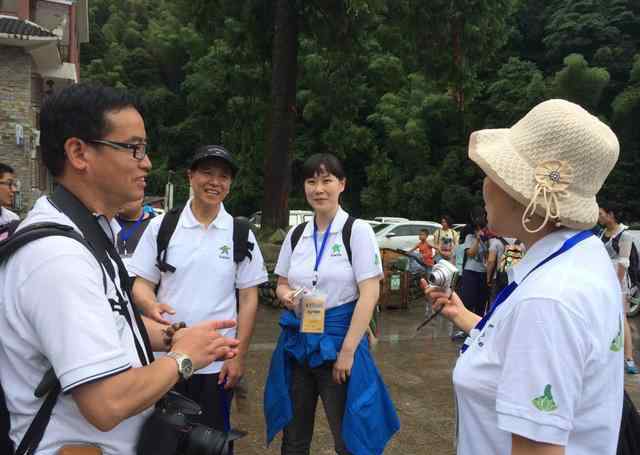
[{"left": 264, "top": 302, "right": 400, "bottom": 455}]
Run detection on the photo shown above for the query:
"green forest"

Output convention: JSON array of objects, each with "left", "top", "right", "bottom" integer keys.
[{"left": 80, "top": 0, "right": 640, "bottom": 228}]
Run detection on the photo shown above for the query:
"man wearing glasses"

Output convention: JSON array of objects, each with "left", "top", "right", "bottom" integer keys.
[
  {"left": 0, "top": 163, "right": 19, "bottom": 226},
  {"left": 0, "top": 83, "right": 240, "bottom": 454}
]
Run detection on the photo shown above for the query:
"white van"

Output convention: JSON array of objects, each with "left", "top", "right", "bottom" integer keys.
[{"left": 249, "top": 210, "right": 314, "bottom": 228}]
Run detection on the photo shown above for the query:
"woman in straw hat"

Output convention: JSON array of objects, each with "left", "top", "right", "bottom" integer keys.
[{"left": 425, "top": 99, "right": 624, "bottom": 454}]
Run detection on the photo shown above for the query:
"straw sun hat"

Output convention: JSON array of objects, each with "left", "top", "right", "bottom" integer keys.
[{"left": 469, "top": 99, "right": 619, "bottom": 233}]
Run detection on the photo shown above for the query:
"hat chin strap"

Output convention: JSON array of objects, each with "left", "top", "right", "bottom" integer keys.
[{"left": 522, "top": 183, "right": 563, "bottom": 234}]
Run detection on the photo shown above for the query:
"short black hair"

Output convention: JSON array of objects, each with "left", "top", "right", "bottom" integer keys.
[
  {"left": 441, "top": 215, "right": 452, "bottom": 226},
  {"left": 419, "top": 229, "right": 429, "bottom": 235},
  {"left": 301, "top": 153, "right": 346, "bottom": 181},
  {"left": 40, "top": 83, "right": 142, "bottom": 177},
  {"left": 0, "top": 163, "right": 15, "bottom": 178},
  {"left": 599, "top": 203, "right": 621, "bottom": 223}
]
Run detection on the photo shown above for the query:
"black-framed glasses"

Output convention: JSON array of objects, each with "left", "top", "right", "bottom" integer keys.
[
  {"left": 0, "top": 180, "right": 17, "bottom": 189},
  {"left": 87, "top": 139, "right": 149, "bottom": 161}
]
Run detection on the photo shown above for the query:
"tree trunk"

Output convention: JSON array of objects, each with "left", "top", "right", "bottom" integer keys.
[{"left": 262, "top": 0, "right": 298, "bottom": 230}]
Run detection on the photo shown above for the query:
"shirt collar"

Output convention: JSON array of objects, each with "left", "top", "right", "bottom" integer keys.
[
  {"left": 301, "top": 206, "right": 348, "bottom": 237},
  {"left": 508, "top": 228, "right": 580, "bottom": 284},
  {"left": 182, "top": 199, "right": 232, "bottom": 230}
]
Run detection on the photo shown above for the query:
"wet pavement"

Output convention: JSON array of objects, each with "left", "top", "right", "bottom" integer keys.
[{"left": 232, "top": 297, "right": 640, "bottom": 454}]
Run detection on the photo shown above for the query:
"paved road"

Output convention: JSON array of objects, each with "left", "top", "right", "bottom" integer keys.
[{"left": 232, "top": 298, "right": 640, "bottom": 454}]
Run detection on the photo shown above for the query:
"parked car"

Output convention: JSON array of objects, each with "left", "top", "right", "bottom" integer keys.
[
  {"left": 375, "top": 221, "right": 442, "bottom": 251},
  {"left": 249, "top": 210, "right": 314, "bottom": 229},
  {"left": 362, "top": 219, "right": 381, "bottom": 228},
  {"left": 374, "top": 216, "right": 409, "bottom": 224}
]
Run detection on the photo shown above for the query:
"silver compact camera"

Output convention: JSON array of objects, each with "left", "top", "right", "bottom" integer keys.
[{"left": 427, "top": 259, "right": 459, "bottom": 294}]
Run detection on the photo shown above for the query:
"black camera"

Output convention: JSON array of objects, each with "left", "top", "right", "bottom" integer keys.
[{"left": 136, "top": 391, "right": 246, "bottom": 455}]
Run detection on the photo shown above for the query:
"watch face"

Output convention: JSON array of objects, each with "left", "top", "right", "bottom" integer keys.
[{"left": 181, "top": 358, "right": 194, "bottom": 378}]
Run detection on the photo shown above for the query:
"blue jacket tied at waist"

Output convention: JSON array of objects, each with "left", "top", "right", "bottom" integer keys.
[{"left": 264, "top": 302, "right": 400, "bottom": 455}]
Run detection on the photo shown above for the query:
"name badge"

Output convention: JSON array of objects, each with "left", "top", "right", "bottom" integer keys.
[{"left": 301, "top": 290, "right": 326, "bottom": 334}]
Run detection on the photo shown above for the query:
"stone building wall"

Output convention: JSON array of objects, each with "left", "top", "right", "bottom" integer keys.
[{"left": 0, "top": 45, "right": 43, "bottom": 216}]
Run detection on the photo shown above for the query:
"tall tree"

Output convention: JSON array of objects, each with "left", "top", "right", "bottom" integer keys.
[{"left": 262, "top": 0, "right": 299, "bottom": 230}]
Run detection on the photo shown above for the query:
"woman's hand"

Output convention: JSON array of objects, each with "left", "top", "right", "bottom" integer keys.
[
  {"left": 333, "top": 349, "right": 354, "bottom": 384},
  {"left": 278, "top": 288, "right": 300, "bottom": 311},
  {"left": 421, "top": 279, "right": 465, "bottom": 320},
  {"left": 421, "top": 279, "right": 481, "bottom": 333}
]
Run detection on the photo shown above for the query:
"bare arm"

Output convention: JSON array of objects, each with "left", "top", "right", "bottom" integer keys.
[
  {"left": 512, "top": 434, "right": 564, "bottom": 455},
  {"left": 71, "top": 319, "right": 239, "bottom": 431},
  {"left": 132, "top": 276, "right": 175, "bottom": 324},
  {"left": 276, "top": 276, "right": 297, "bottom": 310},
  {"left": 219, "top": 286, "right": 259, "bottom": 388},
  {"left": 467, "top": 235, "right": 481, "bottom": 258},
  {"left": 334, "top": 277, "right": 380, "bottom": 383}
]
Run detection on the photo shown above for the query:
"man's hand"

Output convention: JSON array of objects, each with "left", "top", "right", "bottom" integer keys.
[
  {"left": 143, "top": 301, "right": 176, "bottom": 325},
  {"left": 333, "top": 349, "right": 354, "bottom": 384},
  {"left": 219, "top": 356, "right": 244, "bottom": 389},
  {"left": 172, "top": 320, "right": 239, "bottom": 370}
]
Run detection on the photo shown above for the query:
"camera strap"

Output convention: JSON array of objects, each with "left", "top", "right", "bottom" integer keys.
[
  {"left": 49, "top": 186, "right": 154, "bottom": 365},
  {"left": 461, "top": 230, "right": 593, "bottom": 354}
]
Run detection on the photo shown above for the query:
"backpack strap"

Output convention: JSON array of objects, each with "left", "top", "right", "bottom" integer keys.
[
  {"left": 233, "top": 217, "right": 254, "bottom": 264},
  {"left": 612, "top": 227, "right": 627, "bottom": 255},
  {"left": 341, "top": 216, "right": 356, "bottom": 265},
  {"left": 497, "top": 236, "right": 508, "bottom": 247},
  {"left": 156, "top": 206, "right": 183, "bottom": 273},
  {"left": 290, "top": 218, "right": 356, "bottom": 265},
  {"left": 290, "top": 222, "right": 307, "bottom": 252},
  {"left": 0, "top": 222, "right": 101, "bottom": 455}
]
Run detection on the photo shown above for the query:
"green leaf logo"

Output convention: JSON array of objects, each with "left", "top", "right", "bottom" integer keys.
[
  {"left": 331, "top": 244, "right": 342, "bottom": 255},
  {"left": 532, "top": 384, "right": 558, "bottom": 412},
  {"left": 219, "top": 245, "right": 231, "bottom": 256},
  {"left": 610, "top": 318, "right": 623, "bottom": 352},
  {"left": 374, "top": 253, "right": 380, "bottom": 265}
]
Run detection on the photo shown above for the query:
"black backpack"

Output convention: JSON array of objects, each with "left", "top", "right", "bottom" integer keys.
[
  {"left": 612, "top": 229, "right": 640, "bottom": 286},
  {"left": 0, "top": 219, "right": 20, "bottom": 241},
  {"left": 290, "top": 217, "right": 356, "bottom": 265},
  {"left": 155, "top": 206, "right": 254, "bottom": 274},
  {"left": 0, "top": 187, "right": 153, "bottom": 455}
]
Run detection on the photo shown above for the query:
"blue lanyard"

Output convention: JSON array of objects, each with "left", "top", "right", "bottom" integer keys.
[
  {"left": 312, "top": 219, "right": 333, "bottom": 287},
  {"left": 461, "top": 230, "right": 593, "bottom": 354},
  {"left": 117, "top": 212, "right": 145, "bottom": 243}
]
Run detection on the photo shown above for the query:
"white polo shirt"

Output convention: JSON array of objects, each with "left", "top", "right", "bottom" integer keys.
[
  {"left": 128, "top": 201, "right": 267, "bottom": 374},
  {"left": 0, "top": 206, "right": 19, "bottom": 224},
  {"left": 275, "top": 207, "right": 383, "bottom": 309},
  {"left": 453, "top": 229, "right": 624, "bottom": 454},
  {"left": 0, "top": 196, "right": 153, "bottom": 455}
]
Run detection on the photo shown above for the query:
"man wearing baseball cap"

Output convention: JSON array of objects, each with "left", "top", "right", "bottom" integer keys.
[{"left": 129, "top": 144, "right": 267, "bottom": 432}]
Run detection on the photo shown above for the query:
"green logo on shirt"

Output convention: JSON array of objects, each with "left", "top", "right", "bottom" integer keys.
[
  {"left": 374, "top": 253, "right": 380, "bottom": 265},
  {"left": 532, "top": 384, "right": 558, "bottom": 412},
  {"left": 610, "top": 318, "right": 623, "bottom": 352},
  {"left": 331, "top": 244, "right": 342, "bottom": 256},
  {"left": 219, "top": 245, "right": 231, "bottom": 258}
]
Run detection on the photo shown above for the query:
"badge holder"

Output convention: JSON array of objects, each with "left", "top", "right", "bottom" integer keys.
[{"left": 300, "top": 287, "right": 326, "bottom": 334}]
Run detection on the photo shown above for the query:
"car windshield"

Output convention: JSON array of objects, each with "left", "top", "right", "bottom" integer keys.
[{"left": 373, "top": 223, "right": 390, "bottom": 233}]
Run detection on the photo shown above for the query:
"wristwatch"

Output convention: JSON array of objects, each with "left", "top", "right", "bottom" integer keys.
[{"left": 166, "top": 351, "right": 194, "bottom": 381}]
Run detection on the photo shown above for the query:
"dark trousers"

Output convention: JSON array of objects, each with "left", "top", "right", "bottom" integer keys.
[
  {"left": 282, "top": 362, "right": 350, "bottom": 455},
  {"left": 459, "top": 270, "right": 489, "bottom": 316},
  {"left": 173, "top": 373, "right": 233, "bottom": 431}
]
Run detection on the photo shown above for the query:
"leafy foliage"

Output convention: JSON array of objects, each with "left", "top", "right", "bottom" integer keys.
[{"left": 81, "top": 0, "right": 640, "bottom": 223}]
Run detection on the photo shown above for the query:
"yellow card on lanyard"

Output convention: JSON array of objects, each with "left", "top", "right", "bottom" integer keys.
[{"left": 301, "top": 290, "right": 326, "bottom": 333}]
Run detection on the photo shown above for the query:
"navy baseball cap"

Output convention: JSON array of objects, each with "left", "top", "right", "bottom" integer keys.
[{"left": 190, "top": 145, "right": 238, "bottom": 176}]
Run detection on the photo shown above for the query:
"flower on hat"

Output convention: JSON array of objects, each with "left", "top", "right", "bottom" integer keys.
[{"left": 522, "top": 160, "right": 574, "bottom": 233}]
